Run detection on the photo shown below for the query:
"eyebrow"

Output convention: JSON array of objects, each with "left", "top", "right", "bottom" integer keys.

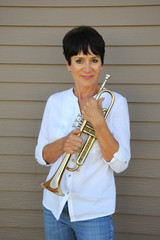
[{"left": 73, "top": 55, "right": 99, "bottom": 59}]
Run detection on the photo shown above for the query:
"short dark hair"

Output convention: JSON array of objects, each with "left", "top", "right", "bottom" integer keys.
[{"left": 63, "top": 26, "right": 105, "bottom": 65}]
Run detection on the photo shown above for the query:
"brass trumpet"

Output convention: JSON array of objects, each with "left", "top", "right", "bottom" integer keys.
[{"left": 41, "top": 74, "right": 115, "bottom": 196}]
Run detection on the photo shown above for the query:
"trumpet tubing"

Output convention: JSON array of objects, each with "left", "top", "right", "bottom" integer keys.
[{"left": 41, "top": 74, "right": 115, "bottom": 196}]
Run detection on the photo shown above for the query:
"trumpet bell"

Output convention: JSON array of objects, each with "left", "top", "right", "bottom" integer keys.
[{"left": 41, "top": 181, "right": 64, "bottom": 196}]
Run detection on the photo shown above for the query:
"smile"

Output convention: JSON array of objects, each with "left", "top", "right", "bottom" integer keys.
[{"left": 81, "top": 75, "right": 94, "bottom": 79}]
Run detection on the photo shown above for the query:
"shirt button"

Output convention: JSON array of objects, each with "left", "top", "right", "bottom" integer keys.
[
  {"left": 67, "top": 192, "right": 69, "bottom": 195},
  {"left": 68, "top": 174, "right": 71, "bottom": 177}
]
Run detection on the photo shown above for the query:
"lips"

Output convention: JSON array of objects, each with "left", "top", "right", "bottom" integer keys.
[{"left": 81, "top": 75, "right": 94, "bottom": 79}]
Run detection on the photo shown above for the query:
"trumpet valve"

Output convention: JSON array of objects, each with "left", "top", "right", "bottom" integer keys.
[{"left": 72, "top": 115, "right": 84, "bottom": 129}]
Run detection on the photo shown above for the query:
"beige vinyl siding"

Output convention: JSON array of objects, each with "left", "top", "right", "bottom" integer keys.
[
  {"left": 0, "top": 1, "right": 160, "bottom": 240},
  {"left": 0, "top": 7, "right": 160, "bottom": 26}
]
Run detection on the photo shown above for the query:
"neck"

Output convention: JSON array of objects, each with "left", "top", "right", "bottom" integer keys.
[
  {"left": 73, "top": 84, "right": 100, "bottom": 101},
  {"left": 73, "top": 84, "right": 100, "bottom": 113}
]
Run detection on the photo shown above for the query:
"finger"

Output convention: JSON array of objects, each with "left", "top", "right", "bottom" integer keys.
[
  {"left": 64, "top": 141, "right": 82, "bottom": 154},
  {"left": 66, "top": 138, "right": 82, "bottom": 147},
  {"left": 98, "top": 97, "right": 105, "bottom": 107},
  {"left": 66, "top": 133, "right": 83, "bottom": 147},
  {"left": 65, "top": 148, "right": 76, "bottom": 154},
  {"left": 69, "top": 134, "right": 83, "bottom": 143}
]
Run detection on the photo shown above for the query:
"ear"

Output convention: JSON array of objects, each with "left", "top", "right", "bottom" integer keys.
[
  {"left": 66, "top": 61, "right": 71, "bottom": 72},
  {"left": 66, "top": 60, "right": 69, "bottom": 67}
]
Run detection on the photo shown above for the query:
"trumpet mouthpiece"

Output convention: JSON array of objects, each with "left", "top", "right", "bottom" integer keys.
[{"left": 105, "top": 74, "right": 110, "bottom": 80}]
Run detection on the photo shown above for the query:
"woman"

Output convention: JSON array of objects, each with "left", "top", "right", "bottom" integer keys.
[{"left": 35, "top": 26, "right": 131, "bottom": 240}]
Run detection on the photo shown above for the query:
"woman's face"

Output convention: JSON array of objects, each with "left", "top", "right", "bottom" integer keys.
[{"left": 67, "top": 50, "right": 102, "bottom": 89}]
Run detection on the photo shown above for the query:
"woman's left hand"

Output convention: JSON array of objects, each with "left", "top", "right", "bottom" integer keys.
[{"left": 82, "top": 97, "right": 105, "bottom": 127}]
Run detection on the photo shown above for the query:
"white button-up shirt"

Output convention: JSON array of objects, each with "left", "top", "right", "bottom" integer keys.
[{"left": 35, "top": 88, "right": 131, "bottom": 222}]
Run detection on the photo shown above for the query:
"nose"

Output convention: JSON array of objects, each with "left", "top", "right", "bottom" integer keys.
[{"left": 84, "top": 62, "right": 92, "bottom": 72}]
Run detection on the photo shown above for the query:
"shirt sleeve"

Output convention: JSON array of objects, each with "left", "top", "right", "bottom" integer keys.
[
  {"left": 106, "top": 96, "right": 131, "bottom": 173},
  {"left": 35, "top": 97, "right": 52, "bottom": 166}
]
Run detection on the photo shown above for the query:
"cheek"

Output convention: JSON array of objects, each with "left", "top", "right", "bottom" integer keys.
[
  {"left": 95, "top": 67, "right": 102, "bottom": 75},
  {"left": 70, "top": 65, "right": 81, "bottom": 74},
  {"left": 94, "top": 63, "right": 102, "bottom": 72}
]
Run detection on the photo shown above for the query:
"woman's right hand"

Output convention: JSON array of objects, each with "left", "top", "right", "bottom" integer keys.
[
  {"left": 43, "top": 129, "right": 82, "bottom": 164},
  {"left": 63, "top": 129, "right": 83, "bottom": 154}
]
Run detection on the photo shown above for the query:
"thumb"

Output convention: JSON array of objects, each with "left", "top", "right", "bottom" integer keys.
[
  {"left": 98, "top": 97, "right": 105, "bottom": 107},
  {"left": 72, "top": 128, "right": 81, "bottom": 135}
]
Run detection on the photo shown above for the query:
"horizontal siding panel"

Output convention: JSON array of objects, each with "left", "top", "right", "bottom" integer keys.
[
  {"left": 1, "top": 120, "right": 160, "bottom": 141},
  {"left": 0, "top": 0, "right": 160, "bottom": 7},
  {"left": 116, "top": 233, "right": 159, "bottom": 240},
  {"left": 1, "top": 46, "right": 160, "bottom": 64},
  {"left": 1, "top": 26, "right": 160, "bottom": 46},
  {"left": 0, "top": 209, "right": 43, "bottom": 228},
  {"left": 1, "top": 192, "right": 42, "bottom": 210},
  {"left": 0, "top": 102, "right": 159, "bottom": 122},
  {"left": 129, "top": 103, "right": 160, "bottom": 122},
  {"left": 0, "top": 46, "right": 63, "bottom": 64},
  {"left": 0, "top": 173, "right": 160, "bottom": 197},
  {"left": 0, "top": 101, "right": 46, "bottom": 119},
  {"left": 114, "top": 214, "right": 160, "bottom": 235},
  {"left": 0, "top": 173, "right": 45, "bottom": 192},
  {"left": 116, "top": 176, "right": 160, "bottom": 197},
  {"left": 0, "top": 155, "right": 37, "bottom": 173},
  {"left": 111, "top": 85, "right": 160, "bottom": 103},
  {"left": 131, "top": 140, "right": 160, "bottom": 159},
  {"left": 0, "top": 228, "right": 44, "bottom": 240},
  {"left": 131, "top": 122, "right": 160, "bottom": 141},
  {"left": 0, "top": 138, "right": 159, "bottom": 159},
  {"left": 106, "top": 46, "right": 160, "bottom": 65},
  {"left": 0, "top": 155, "right": 48, "bottom": 174},
  {"left": 0, "top": 119, "right": 41, "bottom": 137},
  {"left": 0, "top": 7, "right": 160, "bottom": 26},
  {"left": 116, "top": 195, "right": 160, "bottom": 216},
  {"left": 0, "top": 137, "right": 37, "bottom": 155},
  {"left": 0, "top": 83, "right": 160, "bottom": 102},
  {"left": 1, "top": 65, "right": 160, "bottom": 84},
  {"left": 0, "top": 82, "right": 72, "bottom": 101},
  {"left": 120, "top": 159, "right": 160, "bottom": 178}
]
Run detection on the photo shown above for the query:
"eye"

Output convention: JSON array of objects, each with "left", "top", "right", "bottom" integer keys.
[
  {"left": 75, "top": 59, "right": 83, "bottom": 64},
  {"left": 92, "top": 58, "right": 99, "bottom": 63}
]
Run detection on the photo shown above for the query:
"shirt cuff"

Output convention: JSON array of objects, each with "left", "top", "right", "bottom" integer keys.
[
  {"left": 35, "top": 144, "right": 52, "bottom": 167},
  {"left": 106, "top": 145, "right": 130, "bottom": 173}
]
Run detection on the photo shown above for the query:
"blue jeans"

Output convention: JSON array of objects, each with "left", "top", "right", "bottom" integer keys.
[{"left": 43, "top": 203, "right": 114, "bottom": 240}]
